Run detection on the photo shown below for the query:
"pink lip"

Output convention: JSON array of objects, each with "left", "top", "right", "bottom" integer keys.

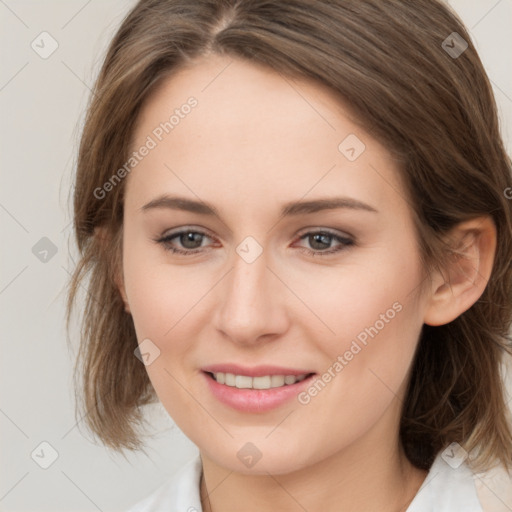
[
  {"left": 201, "top": 369, "right": 316, "bottom": 413},
  {"left": 201, "top": 363, "right": 313, "bottom": 377}
]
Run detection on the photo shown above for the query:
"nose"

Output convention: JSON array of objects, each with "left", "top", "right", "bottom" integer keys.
[{"left": 213, "top": 245, "right": 290, "bottom": 347}]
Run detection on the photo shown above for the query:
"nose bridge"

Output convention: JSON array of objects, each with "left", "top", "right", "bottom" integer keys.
[
  {"left": 232, "top": 252, "right": 266, "bottom": 302},
  {"left": 214, "top": 242, "right": 287, "bottom": 344},
  {"left": 227, "top": 245, "right": 272, "bottom": 317}
]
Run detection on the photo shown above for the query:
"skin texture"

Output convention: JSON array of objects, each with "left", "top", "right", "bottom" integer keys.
[{"left": 115, "top": 54, "right": 496, "bottom": 511}]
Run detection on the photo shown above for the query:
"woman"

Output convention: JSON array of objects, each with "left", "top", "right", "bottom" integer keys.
[{"left": 67, "top": 1, "right": 512, "bottom": 510}]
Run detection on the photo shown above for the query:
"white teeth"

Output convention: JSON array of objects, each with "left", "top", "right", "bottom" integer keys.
[
  {"left": 284, "top": 375, "right": 297, "bottom": 385},
  {"left": 212, "top": 372, "right": 308, "bottom": 389},
  {"left": 271, "top": 375, "right": 285, "bottom": 387},
  {"left": 235, "top": 375, "right": 252, "bottom": 389},
  {"left": 253, "top": 376, "right": 271, "bottom": 389}
]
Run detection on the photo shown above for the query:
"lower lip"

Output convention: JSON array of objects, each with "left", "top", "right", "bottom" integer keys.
[{"left": 202, "top": 372, "right": 315, "bottom": 413}]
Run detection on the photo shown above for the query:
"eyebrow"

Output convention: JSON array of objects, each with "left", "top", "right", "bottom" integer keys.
[{"left": 140, "top": 195, "right": 378, "bottom": 217}]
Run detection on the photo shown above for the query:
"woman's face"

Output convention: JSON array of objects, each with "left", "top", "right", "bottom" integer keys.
[{"left": 120, "top": 54, "right": 431, "bottom": 474}]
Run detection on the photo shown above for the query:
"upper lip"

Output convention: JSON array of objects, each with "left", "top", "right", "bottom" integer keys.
[{"left": 201, "top": 364, "right": 315, "bottom": 377}]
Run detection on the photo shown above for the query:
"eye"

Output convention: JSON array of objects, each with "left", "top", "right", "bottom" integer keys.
[
  {"left": 154, "top": 227, "right": 354, "bottom": 257},
  {"left": 294, "top": 230, "right": 354, "bottom": 256},
  {"left": 155, "top": 228, "right": 215, "bottom": 255}
]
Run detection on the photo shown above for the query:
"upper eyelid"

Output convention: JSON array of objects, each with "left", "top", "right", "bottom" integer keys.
[
  {"left": 159, "top": 225, "right": 214, "bottom": 238},
  {"left": 296, "top": 227, "right": 353, "bottom": 238}
]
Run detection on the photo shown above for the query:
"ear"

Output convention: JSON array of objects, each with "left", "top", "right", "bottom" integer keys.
[
  {"left": 94, "top": 226, "right": 131, "bottom": 314},
  {"left": 423, "top": 216, "right": 497, "bottom": 326}
]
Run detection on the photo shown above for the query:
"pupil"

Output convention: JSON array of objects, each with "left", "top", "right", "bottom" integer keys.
[
  {"left": 181, "top": 232, "right": 202, "bottom": 248},
  {"left": 311, "top": 233, "right": 331, "bottom": 250}
]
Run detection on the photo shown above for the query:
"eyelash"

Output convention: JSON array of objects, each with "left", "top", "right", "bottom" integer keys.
[{"left": 154, "top": 228, "right": 354, "bottom": 257}]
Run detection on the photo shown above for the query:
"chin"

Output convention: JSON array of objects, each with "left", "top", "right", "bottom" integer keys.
[{"left": 200, "top": 436, "right": 319, "bottom": 476}]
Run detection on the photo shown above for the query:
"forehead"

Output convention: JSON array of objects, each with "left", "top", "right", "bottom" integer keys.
[
  {"left": 135, "top": 53, "right": 357, "bottom": 148},
  {"left": 126, "top": 54, "right": 406, "bottom": 218}
]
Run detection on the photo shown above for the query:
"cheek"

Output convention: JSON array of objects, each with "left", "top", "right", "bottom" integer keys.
[
  {"left": 290, "top": 248, "right": 423, "bottom": 357},
  {"left": 121, "top": 226, "right": 205, "bottom": 337},
  {"left": 122, "top": 255, "right": 207, "bottom": 419},
  {"left": 293, "top": 244, "right": 425, "bottom": 410}
]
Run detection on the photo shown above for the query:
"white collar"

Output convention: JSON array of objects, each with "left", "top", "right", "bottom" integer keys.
[
  {"left": 406, "top": 452, "right": 482, "bottom": 511},
  {"left": 127, "top": 455, "right": 203, "bottom": 512}
]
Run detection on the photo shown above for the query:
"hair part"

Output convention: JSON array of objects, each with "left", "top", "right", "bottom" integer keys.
[{"left": 67, "top": 0, "right": 512, "bottom": 472}]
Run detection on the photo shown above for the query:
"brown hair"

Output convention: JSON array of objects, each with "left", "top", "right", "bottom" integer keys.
[{"left": 67, "top": 0, "right": 512, "bottom": 471}]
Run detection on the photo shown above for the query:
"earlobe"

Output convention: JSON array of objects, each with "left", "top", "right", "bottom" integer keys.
[
  {"left": 423, "top": 216, "right": 497, "bottom": 326},
  {"left": 94, "top": 226, "right": 131, "bottom": 314}
]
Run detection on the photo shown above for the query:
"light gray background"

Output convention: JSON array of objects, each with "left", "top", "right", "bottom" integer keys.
[{"left": 1, "top": 1, "right": 511, "bottom": 511}]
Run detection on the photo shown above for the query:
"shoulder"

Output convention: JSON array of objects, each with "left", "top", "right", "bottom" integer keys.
[
  {"left": 407, "top": 448, "right": 512, "bottom": 512},
  {"left": 126, "top": 455, "right": 203, "bottom": 512}
]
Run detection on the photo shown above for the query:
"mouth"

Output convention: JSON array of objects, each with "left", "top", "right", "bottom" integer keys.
[
  {"left": 201, "top": 365, "right": 317, "bottom": 412},
  {"left": 204, "top": 371, "right": 314, "bottom": 390}
]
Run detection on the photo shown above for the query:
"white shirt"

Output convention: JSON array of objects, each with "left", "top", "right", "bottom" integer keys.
[{"left": 127, "top": 452, "right": 512, "bottom": 512}]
